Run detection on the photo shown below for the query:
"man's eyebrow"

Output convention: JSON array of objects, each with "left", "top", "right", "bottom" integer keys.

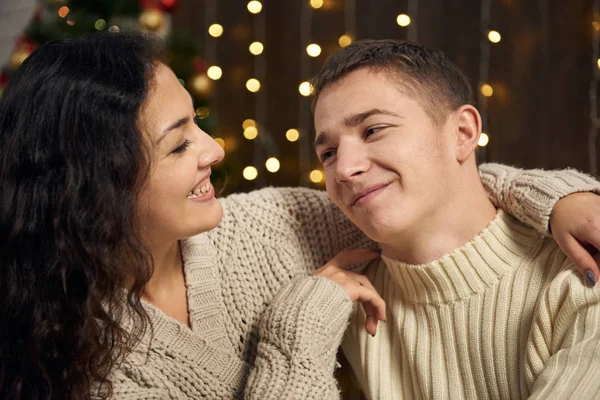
[
  {"left": 343, "top": 108, "right": 403, "bottom": 127},
  {"left": 156, "top": 116, "right": 190, "bottom": 144},
  {"left": 313, "top": 108, "right": 403, "bottom": 149}
]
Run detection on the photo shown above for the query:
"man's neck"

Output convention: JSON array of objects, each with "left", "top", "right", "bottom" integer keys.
[{"left": 380, "top": 179, "right": 497, "bottom": 265}]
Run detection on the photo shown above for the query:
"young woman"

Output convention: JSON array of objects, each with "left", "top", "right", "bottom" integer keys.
[{"left": 1, "top": 31, "right": 599, "bottom": 400}]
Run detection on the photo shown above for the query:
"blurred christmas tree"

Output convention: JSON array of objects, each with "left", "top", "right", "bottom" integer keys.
[{"left": 0, "top": 0, "right": 233, "bottom": 185}]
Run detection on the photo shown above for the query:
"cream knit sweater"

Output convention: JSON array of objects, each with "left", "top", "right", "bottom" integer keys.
[
  {"left": 102, "top": 164, "right": 600, "bottom": 399},
  {"left": 343, "top": 202, "right": 600, "bottom": 397}
]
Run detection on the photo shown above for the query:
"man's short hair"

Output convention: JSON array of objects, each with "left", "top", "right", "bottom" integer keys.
[{"left": 311, "top": 39, "right": 474, "bottom": 126}]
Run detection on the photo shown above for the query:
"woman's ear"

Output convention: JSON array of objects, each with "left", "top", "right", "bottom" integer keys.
[{"left": 454, "top": 105, "right": 482, "bottom": 163}]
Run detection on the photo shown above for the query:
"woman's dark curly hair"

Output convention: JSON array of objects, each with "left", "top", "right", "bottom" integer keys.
[{"left": 0, "top": 31, "right": 167, "bottom": 399}]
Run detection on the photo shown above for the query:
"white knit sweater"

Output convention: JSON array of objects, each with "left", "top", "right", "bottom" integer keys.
[{"left": 101, "top": 164, "right": 600, "bottom": 399}]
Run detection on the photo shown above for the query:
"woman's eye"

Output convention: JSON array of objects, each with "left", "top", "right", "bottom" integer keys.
[
  {"left": 365, "top": 127, "right": 382, "bottom": 137},
  {"left": 172, "top": 139, "right": 191, "bottom": 154}
]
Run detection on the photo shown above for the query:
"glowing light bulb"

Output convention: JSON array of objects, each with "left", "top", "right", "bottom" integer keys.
[
  {"left": 310, "top": 0, "right": 324, "bottom": 9},
  {"left": 339, "top": 34, "right": 352, "bottom": 47},
  {"left": 397, "top": 14, "right": 411, "bottom": 27},
  {"left": 306, "top": 43, "right": 322, "bottom": 57},
  {"left": 244, "top": 126, "right": 258, "bottom": 140},
  {"left": 299, "top": 81, "right": 314, "bottom": 96},
  {"left": 247, "top": 1, "right": 262, "bottom": 14},
  {"left": 309, "top": 169, "right": 324, "bottom": 183},
  {"left": 249, "top": 41, "right": 264, "bottom": 55},
  {"left": 243, "top": 166, "right": 258, "bottom": 180},
  {"left": 246, "top": 78, "right": 261, "bottom": 92},
  {"left": 208, "top": 24, "right": 224, "bottom": 37},
  {"left": 478, "top": 133, "right": 490, "bottom": 147},
  {"left": 286, "top": 129, "right": 300, "bottom": 142},
  {"left": 242, "top": 119, "right": 256, "bottom": 129},
  {"left": 265, "top": 157, "right": 280, "bottom": 172},
  {"left": 488, "top": 30, "right": 501, "bottom": 43},
  {"left": 480, "top": 84, "right": 494, "bottom": 97},
  {"left": 58, "top": 6, "right": 70, "bottom": 18},
  {"left": 207, "top": 66, "right": 223, "bottom": 80}
]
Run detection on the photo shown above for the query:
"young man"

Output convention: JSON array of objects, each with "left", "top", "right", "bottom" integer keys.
[{"left": 312, "top": 40, "right": 600, "bottom": 399}]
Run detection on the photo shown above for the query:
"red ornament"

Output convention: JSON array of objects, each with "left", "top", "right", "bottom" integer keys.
[
  {"left": 0, "top": 71, "right": 8, "bottom": 86},
  {"left": 193, "top": 57, "right": 208, "bottom": 74},
  {"left": 140, "top": 0, "right": 177, "bottom": 12},
  {"left": 158, "top": 0, "right": 177, "bottom": 13}
]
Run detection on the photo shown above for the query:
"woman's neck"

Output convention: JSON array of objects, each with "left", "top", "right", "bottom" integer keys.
[{"left": 144, "top": 240, "right": 184, "bottom": 299}]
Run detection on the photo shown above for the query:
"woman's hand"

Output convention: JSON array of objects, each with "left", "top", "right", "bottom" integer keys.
[
  {"left": 550, "top": 192, "right": 600, "bottom": 286},
  {"left": 313, "top": 249, "right": 385, "bottom": 336}
]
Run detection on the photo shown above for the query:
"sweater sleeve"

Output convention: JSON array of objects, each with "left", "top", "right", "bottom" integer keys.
[
  {"left": 478, "top": 163, "right": 600, "bottom": 235},
  {"left": 526, "top": 264, "right": 600, "bottom": 399},
  {"left": 218, "top": 187, "right": 374, "bottom": 275},
  {"left": 244, "top": 276, "right": 353, "bottom": 399}
]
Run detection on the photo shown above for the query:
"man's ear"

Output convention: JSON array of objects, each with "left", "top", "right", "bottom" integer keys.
[{"left": 454, "top": 105, "right": 482, "bottom": 163}]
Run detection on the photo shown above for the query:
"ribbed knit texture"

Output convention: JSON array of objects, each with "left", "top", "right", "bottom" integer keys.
[
  {"left": 342, "top": 211, "right": 600, "bottom": 400},
  {"left": 100, "top": 164, "right": 600, "bottom": 399}
]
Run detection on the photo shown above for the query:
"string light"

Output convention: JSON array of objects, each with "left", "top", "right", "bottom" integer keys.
[
  {"left": 58, "top": 6, "right": 69, "bottom": 18},
  {"left": 310, "top": 0, "right": 324, "bottom": 9},
  {"left": 195, "top": 107, "right": 210, "bottom": 119},
  {"left": 66, "top": 20, "right": 76, "bottom": 26},
  {"left": 207, "top": 66, "right": 223, "bottom": 80},
  {"left": 306, "top": 43, "right": 322, "bottom": 57},
  {"left": 339, "top": 34, "right": 352, "bottom": 47},
  {"left": 478, "top": 133, "right": 490, "bottom": 147},
  {"left": 265, "top": 157, "right": 281, "bottom": 172},
  {"left": 247, "top": 1, "right": 263, "bottom": 14},
  {"left": 246, "top": 78, "right": 261, "bottom": 92},
  {"left": 249, "top": 41, "right": 264, "bottom": 55},
  {"left": 243, "top": 166, "right": 258, "bottom": 180},
  {"left": 309, "top": 169, "right": 324, "bottom": 183},
  {"left": 396, "top": 14, "right": 411, "bottom": 27},
  {"left": 95, "top": 19, "right": 106, "bottom": 31},
  {"left": 214, "top": 138, "right": 225, "bottom": 148},
  {"left": 480, "top": 83, "right": 494, "bottom": 97},
  {"left": 208, "top": 24, "right": 224, "bottom": 37},
  {"left": 488, "top": 30, "right": 501, "bottom": 43},
  {"left": 286, "top": 129, "right": 300, "bottom": 142},
  {"left": 244, "top": 126, "right": 259, "bottom": 140},
  {"left": 299, "top": 81, "right": 314, "bottom": 96},
  {"left": 242, "top": 119, "right": 256, "bottom": 129}
]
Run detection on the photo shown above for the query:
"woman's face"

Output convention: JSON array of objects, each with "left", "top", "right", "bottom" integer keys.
[{"left": 137, "top": 63, "right": 224, "bottom": 244}]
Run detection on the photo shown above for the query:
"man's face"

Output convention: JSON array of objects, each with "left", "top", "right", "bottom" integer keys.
[{"left": 314, "top": 68, "right": 456, "bottom": 243}]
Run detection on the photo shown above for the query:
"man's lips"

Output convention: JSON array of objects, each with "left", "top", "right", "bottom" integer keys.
[{"left": 350, "top": 183, "right": 390, "bottom": 206}]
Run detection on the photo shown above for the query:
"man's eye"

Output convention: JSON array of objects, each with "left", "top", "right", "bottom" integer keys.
[{"left": 320, "top": 150, "right": 335, "bottom": 162}]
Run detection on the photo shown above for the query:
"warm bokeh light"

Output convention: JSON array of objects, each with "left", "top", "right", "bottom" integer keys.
[
  {"left": 339, "top": 34, "right": 352, "bottom": 47},
  {"left": 243, "top": 166, "right": 258, "bottom": 180},
  {"left": 191, "top": 75, "right": 211, "bottom": 94},
  {"left": 214, "top": 138, "right": 225, "bottom": 148},
  {"left": 58, "top": 6, "right": 70, "bottom": 18},
  {"left": 299, "top": 81, "right": 314, "bottom": 96},
  {"left": 244, "top": 126, "right": 258, "bottom": 140},
  {"left": 208, "top": 24, "right": 224, "bottom": 37},
  {"left": 310, "top": 0, "right": 324, "bottom": 9},
  {"left": 249, "top": 41, "right": 264, "bottom": 55},
  {"left": 265, "top": 157, "right": 281, "bottom": 172},
  {"left": 242, "top": 119, "right": 256, "bottom": 129},
  {"left": 309, "top": 169, "right": 324, "bottom": 183},
  {"left": 286, "top": 128, "right": 300, "bottom": 142},
  {"left": 594, "top": 21, "right": 600, "bottom": 32},
  {"left": 488, "top": 30, "right": 501, "bottom": 43},
  {"left": 478, "top": 133, "right": 490, "bottom": 147},
  {"left": 246, "top": 78, "right": 261, "bottom": 92},
  {"left": 597, "top": 58, "right": 600, "bottom": 70},
  {"left": 480, "top": 83, "right": 494, "bottom": 97},
  {"left": 247, "top": 1, "right": 262, "bottom": 14},
  {"left": 306, "top": 43, "right": 322, "bottom": 57},
  {"left": 95, "top": 19, "right": 106, "bottom": 31},
  {"left": 195, "top": 107, "right": 210, "bottom": 119},
  {"left": 396, "top": 14, "right": 411, "bottom": 27},
  {"left": 207, "top": 66, "right": 223, "bottom": 80}
]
